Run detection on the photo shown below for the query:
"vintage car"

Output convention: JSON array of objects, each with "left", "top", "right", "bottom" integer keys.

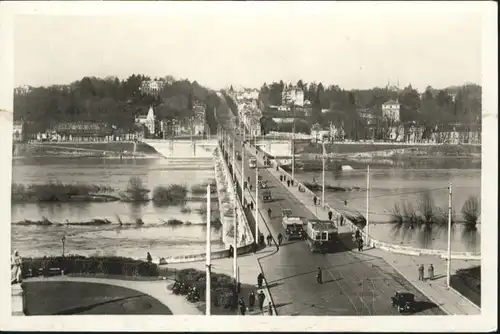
[
  {"left": 391, "top": 292, "right": 416, "bottom": 313},
  {"left": 261, "top": 190, "right": 272, "bottom": 202},
  {"left": 282, "top": 216, "right": 306, "bottom": 240},
  {"left": 259, "top": 180, "right": 268, "bottom": 189}
]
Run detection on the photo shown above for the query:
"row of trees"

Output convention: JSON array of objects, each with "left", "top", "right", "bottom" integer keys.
[
  {"left": 14, "top": 75, "right": 221, "bottom": 135},
  {"left": 257, "top": 80, "right": 482, "bottom": 141}
]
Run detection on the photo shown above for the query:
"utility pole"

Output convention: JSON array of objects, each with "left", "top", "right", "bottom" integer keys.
[
  {"left": 255, "top": 166, "right": 259, "bottom": 240},
  {"left": 233, "top": 202, "right": 238, "bottom": 284},
  {"left": 366, "top": 165, "right": 370, "bottom": 246},
  {"left": 241, "top": 127, "right": 245, "bottom": 203},
  {"left": 205, "top": 185, "right": 211, "bottom": 316},
  {"left": 291, "top": 103, "right": 296, "bottom": 181},
  {"left": 447, "top": 181, "right": 452, "bottom": 287},
  {"left": 322, "top": 142, "right": 326, "bottom": 210},
  {"left": 232, "top": 138, "right": 236, "bottom": 181}
]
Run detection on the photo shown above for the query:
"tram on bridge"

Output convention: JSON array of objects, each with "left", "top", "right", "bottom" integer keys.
[{"left": 306, "top": 219, "right": 338, "bottom": 253}]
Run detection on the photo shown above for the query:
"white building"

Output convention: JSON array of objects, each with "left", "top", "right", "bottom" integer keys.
[
  {"left": 135, "top": 106, "right": 156, "bottom": 135},
  {"left": 282, "top": 86, "right": 304, "bottom": 107},
  {"left": 140, "top": 80, "right": 165, "bottom": 95},
  {"left": 12, "top": 121, "right": 24, "bottom": 142},
  {"left": 381, "top": 100, "right": 401, "bottom": 122}
]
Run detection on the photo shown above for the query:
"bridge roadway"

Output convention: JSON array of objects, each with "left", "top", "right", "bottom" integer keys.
[{"left": 225, "top": 133, "right": 444, "bottom": 316}]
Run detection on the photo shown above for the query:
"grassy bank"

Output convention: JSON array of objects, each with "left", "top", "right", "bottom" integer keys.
[
  {"left": 450, "top": 266, "right": 481, "bottom": 307},
  {"left": 23, "top": 281, "right": 173, "bottom": 315}
]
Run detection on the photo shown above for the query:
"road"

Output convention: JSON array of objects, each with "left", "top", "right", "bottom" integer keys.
[{"left": 221, "top": 130, "right": 444, "bottom": 316}]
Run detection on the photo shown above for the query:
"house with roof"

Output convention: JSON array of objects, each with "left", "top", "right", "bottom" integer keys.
[
  {"left": 381, "top": 100, "right": 401, "bottom": 122},
  {"left": 135, "top": 106, "right": 156, "bottom": 135}
]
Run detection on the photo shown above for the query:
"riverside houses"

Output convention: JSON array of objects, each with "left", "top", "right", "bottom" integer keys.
[
  {"left": 13, "top": 120, "right": 25, "bottom": 142},
  {"left": 35, "top": 122, "right": 144, "bottom": 142}
]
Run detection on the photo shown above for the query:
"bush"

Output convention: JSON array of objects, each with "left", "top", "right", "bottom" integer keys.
[
  {"left": 152, "top": 184, "right": 188, "bottom": 206},
  {"left": 11, "top": 182, "right": 115, "bottom": 202},
  {"left": 190, "top": 182, "right": 217, "bottom": 195},
  {"left": 21, "top": 255, "right": 159, "bottom": 278},
  {"left": 462, "top": 196, "right": 480, "bottom": 231},
  {"left": 124, "top": 177, "right": 150, "bottom": 201}
]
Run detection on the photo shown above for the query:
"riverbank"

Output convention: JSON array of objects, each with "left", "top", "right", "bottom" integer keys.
[{"left": 13, "top": 141, "right": 160, "bottom": 158}]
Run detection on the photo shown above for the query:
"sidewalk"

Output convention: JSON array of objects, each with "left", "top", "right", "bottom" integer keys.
[
  {"left": 167, "top": 248, "right": 276, "bottom": 316},
  {"left": 245, "top": 144, "right": 481, "bottom": 315}
]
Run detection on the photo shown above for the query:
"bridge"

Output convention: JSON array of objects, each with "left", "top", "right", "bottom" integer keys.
[{"left": 142, "top": 139, "right": 218, "bottom": 159}]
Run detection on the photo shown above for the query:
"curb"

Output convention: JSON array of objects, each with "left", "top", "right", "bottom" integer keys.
[{"left": 449, "top": 285, "right": 481, "bottom": 312}]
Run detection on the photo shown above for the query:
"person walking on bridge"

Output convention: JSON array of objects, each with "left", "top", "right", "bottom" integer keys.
[
  {"left": 313, "top": 195, "right": 318, "bottom": 206},
  {"left": 257, "top": 273, "right": 264, "bottom": 289},
  {"left": 248, "top": 291, "right": 256, "bottom": 311},
  {"left": 258, "top": 290, "right": 266, "bottom": 313},
  {"left": 418, "top": 264, "right": 425, "bottom": 281},
  {"left": 277, "top": 233, "right": 283, "bottom": 246},
  {"left": 287, "top": 179, "right": 291, "bottom": 187},
  {"left": 328, "top": 210, "right": 333, "bottom": 221}
]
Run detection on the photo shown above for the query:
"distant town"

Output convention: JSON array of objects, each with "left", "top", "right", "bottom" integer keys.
[{"left": 13, "top": 75, "right": 481, "bottom": 146}]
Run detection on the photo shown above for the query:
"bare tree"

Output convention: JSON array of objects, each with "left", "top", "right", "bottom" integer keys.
[{"left": 461, "top": 196, "right": 480, "bottom": 231}]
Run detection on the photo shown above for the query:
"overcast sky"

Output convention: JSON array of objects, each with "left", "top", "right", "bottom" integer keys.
[{"left": 11, "top": 1, "right": 488, "bottom": 92}]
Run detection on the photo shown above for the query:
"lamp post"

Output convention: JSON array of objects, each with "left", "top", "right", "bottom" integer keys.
[
  {"left": 255, "top": 166, "right": 259, "bottom": 240},
  {"left": 446, "top": 181, "right": 452, "bottom": 287},
  {"left": 205, "top": 185, "right": 212, "bottom": 316},
  {"left": 61, "top": 235, "right": 66, "bottom": 257},
  {"left": 366, "top": 165, "right": 370, "bottom": 246},
  {"left": 322, "top": 142, "right": 326, "bottom": 211}
]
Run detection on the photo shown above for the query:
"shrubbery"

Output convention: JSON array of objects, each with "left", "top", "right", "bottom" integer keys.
[
  {"left": 11, "top": 182, "right": 115, "bottom": 202},
  {"left": 153, "top": 184, "right": 188, "bottom": 206},
  {"left": 21, "top": 255, "right": 159, "bottom": 278},
  {"left": 122, "top": 177, "right": 150, "bottom": 201}
]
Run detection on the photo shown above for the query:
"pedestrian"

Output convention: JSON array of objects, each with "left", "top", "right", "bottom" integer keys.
[
  {"left": 280, "top": 175, "right": 283, "bottom": 182},
  {"left": 291, "top": 179, "right": 294, "bottom": 186},
  {"left": 244, "top": 181, "right": 247, "bottom": 189},
  {"left": 258, "top": 290, "right": 266, "bottom": 312},
  {"left": 358, "top": 238, "right": 364, "bottom": 251},
  {"left": 259, "top": 233, "right": 265, "bottom": 245},
  {"left": 428, "top": 264, "right": 434, "bottom": 280},
  {"left": 283, "top": 175, "right": 286, "bottom": 182},
  {"left": 250, "top": 202, "right": 254, "bottom": 210},
  {"left": 316, "top": 267, "right": 323, "bottom": 284},
  {"left": 287, "top": 179, "right": 291, "bottom": 187},
  {"left": 328, "top": 210, "right": 333, "bottom": 221},
  {"left": 340, "top": 215, "right": 344, "bottom": 226},
  {"left": 266, "top": 234, "right": 271, "bottom": 246},
  {"left": 248, "top": 176, "right": 251, "bottom": 184},
  {"left": 418, "top": 264, "right": 425, "bottom": 281},
  {"left": 146, "top": 252, "right": 152, "bottom": 263},
  {"left": 313, "top": 196, "right": 318, "bottom": 206},
  {"left": 239, "top": 298, "right": 246, "bottom": 315},
  {"left": 248, "top": 291, "right": 256, "bottom": 311},
  {"left": 268, "top": 302, "right": 273, "bottom": 315},
  {"left": 228, "top": 245, "right": 234, "bottom": 258},
  {"left": 257, "top": 273, "right": 264, "bottom": 289},
  {"left": 277, "top": 233, "right": 283, "bottom": 245},
  {"left": 249, "top": 184, "right": 253, "bottom": 191}
]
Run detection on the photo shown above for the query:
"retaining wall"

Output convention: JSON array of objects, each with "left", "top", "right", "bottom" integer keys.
[
  {"left": 156, "top": 145, "right": 254, "bottom": 265},
  {"left": 253, "top": 145, "right": 481, "bottom": 260}
]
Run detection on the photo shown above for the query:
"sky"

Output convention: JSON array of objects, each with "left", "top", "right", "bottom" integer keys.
[{"left": 8, "top": 1, "right": 490, "bottom": 92}]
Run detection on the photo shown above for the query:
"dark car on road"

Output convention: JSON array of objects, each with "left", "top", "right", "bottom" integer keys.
[{"left": 391, "top": 292, "right": 416, "bottom": 313}]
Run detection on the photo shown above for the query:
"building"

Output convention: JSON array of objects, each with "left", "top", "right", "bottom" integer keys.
[
  {"left": 357, "top": 108, "right": 377, "bottom": 126},
  {"left": 135, "top": 106, "right": 156, "bottom": 135},
  {"left": 282, "top": 86, "right": 304, "bottom": 107},
  {"left": 140, "top": 80, "right": 165, "bottom": 96},
  {"left": 381, "top": 100, "right": 401, "bottom": 122},
  {"left": 12, "top": 121, "right": 25, "bottom": 142},
  {"left": 49, "top": 122, "right": 114, "bottom": 142},
  {"left": 192, "top": 104, "right": 207, "bottom": 136}
]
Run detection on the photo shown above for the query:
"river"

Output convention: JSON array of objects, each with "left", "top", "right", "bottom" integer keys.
[
  {"left": 11, "top": 156, "right": 225, "bottom": 259},
  {"left": 293, "top": 157, "right": 481, "bottom": 253}
]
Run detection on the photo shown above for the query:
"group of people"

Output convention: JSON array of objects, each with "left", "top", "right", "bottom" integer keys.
[
  {"left": 418, "top": 264, "right": 435, "bottom": 281},
  {"left": 279, "top": 174, "right": 294, "bottom": 187},
  {"left": 239, "top": 290, "right": 271, "bottom": 315}
]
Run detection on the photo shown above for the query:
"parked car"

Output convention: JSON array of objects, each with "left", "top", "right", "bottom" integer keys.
[{"left": 391, "top": 292, "right": 416, "bottom": 313}]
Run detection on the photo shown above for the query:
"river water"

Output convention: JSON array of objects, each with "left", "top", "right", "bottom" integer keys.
[
  {"left": 294, "top": 158, "right": 481, "bottom": 253},
  {"left": 11, "top": 156, "right": 225, "bottom": 259}
]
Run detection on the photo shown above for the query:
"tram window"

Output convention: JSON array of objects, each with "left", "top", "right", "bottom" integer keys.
[
  {"left": 321, "top": 232, "right": 327, "bottom": 240},
  {"left": 315, "top": 233, "right": 321, "bottom": 240},
  {"left": 327, "top": 233, "right": 334, "bottom": 240}
]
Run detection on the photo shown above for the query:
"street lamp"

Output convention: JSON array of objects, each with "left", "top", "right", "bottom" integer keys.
[
  {"left": 61, "top": 235, "right": 66, "bottom": 257},
  {"left": 322, "top": 141, "right": 326, "bottom": 211}
]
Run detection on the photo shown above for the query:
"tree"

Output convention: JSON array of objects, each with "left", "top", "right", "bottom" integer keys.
[{"left": 188, "top": 91, "right": 194, "bottom": 111}]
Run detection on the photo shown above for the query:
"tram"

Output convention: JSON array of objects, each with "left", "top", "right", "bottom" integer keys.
[{"left": 305, "top": 219, "right": 338, "bottom": 253}]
